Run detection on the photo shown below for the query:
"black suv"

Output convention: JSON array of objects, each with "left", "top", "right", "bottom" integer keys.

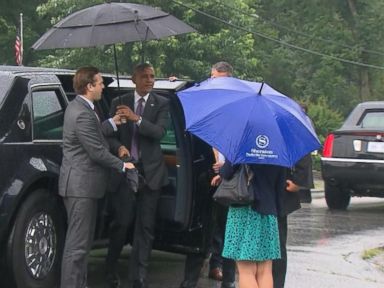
[
  {"left": 0, "top": 66, "right": 214, "bottom": 288},
  {"left": 321, "top": 101, "right": 384, "bottom": 210}
]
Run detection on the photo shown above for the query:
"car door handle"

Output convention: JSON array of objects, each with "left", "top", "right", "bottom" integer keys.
[{"left": 193, "top": 154, "right": 205, "bottom": 163}]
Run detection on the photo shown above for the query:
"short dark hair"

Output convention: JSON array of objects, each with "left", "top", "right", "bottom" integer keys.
[
  {"left": 132, "top": 63, "right": 154, "bottom": 78},
  {"left": 73, "top": 66, "right": 100, "bottom": 95},
  {"left": 211, "top": 61, "right": 233, "bottom": 76}
]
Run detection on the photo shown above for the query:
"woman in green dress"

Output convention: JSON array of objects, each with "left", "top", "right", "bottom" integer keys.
[{"left": 220, "top": 161, "right": 286, "bottom": 288}]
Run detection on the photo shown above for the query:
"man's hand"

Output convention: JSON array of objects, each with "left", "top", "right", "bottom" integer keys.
[
  {"left": 286, "top": 179, "right": 300, "bottom": 192},
  {"left": 211, "top": 175, "right": 221, "bottom": 186},
  {"left": 112, "top": 114, "right": 122, "bottom": 125},
  {"left": 124, "top": 162, "right": 135, "bottom": 170},
  {"left": 212, "top": 161, "right": 224, "bottom": 174},
  {"left": 116, "top": 105, "right": 140, "bottom": 122},
  {"left": 118, "top": 145, "right": 130, "bottom": 158}
]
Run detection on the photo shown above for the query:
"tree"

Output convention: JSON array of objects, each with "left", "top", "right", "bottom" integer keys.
[
  {"left": 0, "top": 0, "right": 50, "bottom": 65},
  {"left": 3, "top": 0, "right": 384, "bottom": 142},
  {"left": 257, "top": 0, "right": 384, "bottom": 116}
]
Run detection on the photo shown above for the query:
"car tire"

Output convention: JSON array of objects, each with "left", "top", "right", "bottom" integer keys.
[
  {"left": 324, "top": 181, "right": 351, "bottom": 210},
  {"left": 6, "top": 189, "right": 66, "bottom": 288}
]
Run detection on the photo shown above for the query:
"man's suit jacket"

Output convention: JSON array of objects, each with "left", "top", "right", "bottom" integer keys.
[
  {"left": 108, "top": 92, "right": 169, "bottom": 190},
  {"left": 279, "top": 154, "right": 313, "bottom": 216},
  {"left": 59, "top": 96, "right": 123, "bottom": 199}
]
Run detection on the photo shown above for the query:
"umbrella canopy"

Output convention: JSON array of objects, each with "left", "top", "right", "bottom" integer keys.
[
  {"left": 32, "top": 2, "right": 195, "bottom": 49},
  {"left": 177, "top": 77, "right": 321, "bottom": 167},
  {"left": 31, "top": 2, "right": 196, "bottom": 92}
]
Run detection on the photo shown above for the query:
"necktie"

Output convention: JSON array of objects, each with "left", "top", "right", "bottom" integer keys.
[
  {"left": 131, "top": 98, "right": 145, "bottom": 160},
  {"left": 93, "top": 107, "right": 100, "bottom": 122}
]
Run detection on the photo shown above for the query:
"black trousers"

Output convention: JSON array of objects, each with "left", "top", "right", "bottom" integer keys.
[
  {"left": 209, "top": 203, "right": 235, "bottom": 283},
  {"left": 181, "top": 203, "right": 236, "bottom": 287},
  {"left": 181, "top": 253, "right": 236, "bottom": 286},
  {"left": 299, "top": 188, "right": 312, "bottom": 203},
  {"left": 273, "top": 216, "right": 288, "bottom": 288},
  {"left": 106, "top": 178, "right": 136, "bottom": 273},
  {"left": 129, "top": 184, "right": 161, "bottom": 281}
]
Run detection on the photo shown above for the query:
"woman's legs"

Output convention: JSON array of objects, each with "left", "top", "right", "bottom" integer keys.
[
  {"left": 256, "top": 260, "right": 273, "bottom": 288},
  {"left": 236, "top": 260, "right": 258, "bottom": 288},
  {"left": 236, "top": 260, "right": 273, "bottom": 288}
]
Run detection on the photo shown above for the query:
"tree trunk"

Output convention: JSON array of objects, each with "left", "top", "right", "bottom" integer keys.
[
  {"left": 347, "top": 0, "right": 357, "bottom": 16},
  {"left": 346, "top": 0, "right": 371, "bottom": 101}
]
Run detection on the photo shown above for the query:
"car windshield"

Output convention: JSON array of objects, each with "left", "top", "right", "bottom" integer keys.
[{"left": 360, "top": 111, "right": 384, "bottom": 128}]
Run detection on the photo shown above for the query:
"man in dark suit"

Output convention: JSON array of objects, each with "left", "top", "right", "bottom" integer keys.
[
  {"left": 59, "top": 66, "right": 134, "bottom": 288},
  {"left": 179, "top": 61, "right": 236, "bottom": 288},
  {"left": 106, "top": 63, "right": 169, "bottom": 288},
  {"left": 273, "top": 154, "right": 313, "bottom": 288},
  {"left": 207, "top": 62, "right": 236, "bottom": 288},
  {"left": 103, "top": 162, "right": 137, "bottom": 288}
]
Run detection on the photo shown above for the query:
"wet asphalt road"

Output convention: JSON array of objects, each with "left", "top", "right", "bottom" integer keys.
[{"left": 88, "top": 193, "right": 384, "bottom": 288}]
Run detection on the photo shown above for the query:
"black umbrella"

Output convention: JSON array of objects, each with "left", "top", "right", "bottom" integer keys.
[{"left": 31, "top": 2, "right": 196, "bottom": 88}]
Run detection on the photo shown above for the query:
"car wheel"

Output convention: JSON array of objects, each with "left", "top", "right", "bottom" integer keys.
[
  {"left": 324, "top": 181, "right": 351, "bottom": 210},
  {"left": 7, "top": 189, "right": 66, "bottom": 288}
]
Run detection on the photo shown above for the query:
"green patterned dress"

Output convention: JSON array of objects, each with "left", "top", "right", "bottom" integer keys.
[{"left": 222, "top": 205, "right": 280, "bottom": 261}]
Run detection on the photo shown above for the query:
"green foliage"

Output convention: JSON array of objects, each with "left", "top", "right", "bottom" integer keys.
[
  {"left": 2, "top": 0, "right": 384, "bottom": 139},
  {"left": 0, "top": 0, "right": 50, "bottom": 65},
  {"left": 305, "top": 97, "right": 344, "bottom": 143},
  {"left": 311, "top": 153, "right": 321, "bottom": 172},
  {"left": 0, "top": 17, "right": 16, "bottom": 64},
  {"left": 362, "top": 247, "right": 384, "bottom": 260}
]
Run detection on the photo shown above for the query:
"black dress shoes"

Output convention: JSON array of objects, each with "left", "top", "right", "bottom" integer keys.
[
  {"left": 106, "top": 272, "right": 121, "bottom": 288},
  {"left": 208, "top": 267, "right": 223, "bottom": 281},
  {"left": 132, "top": 278, "right": 147, "bottom": 288}
]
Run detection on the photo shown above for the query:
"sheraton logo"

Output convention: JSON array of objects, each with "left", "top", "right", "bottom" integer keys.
[{"left": 255, "top": 135, "right": 269, "bottom": 149}]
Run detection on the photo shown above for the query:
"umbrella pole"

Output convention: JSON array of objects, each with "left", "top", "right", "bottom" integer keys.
[
  {"left": 258, "top": 82, "right": 264, "bottom": 95},
  {"left": 140, "top": 41, "right": 145, "bottom": 63},
  {"left": 113, "top": 44, "right": 122, "bottom": 104},
  {"left": 140, "top": 27, "right": 149, "bottom": 63}
]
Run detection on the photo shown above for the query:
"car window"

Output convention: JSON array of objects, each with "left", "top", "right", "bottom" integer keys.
[
  {"left": 0, "top": 74, "right": 13, "bottom": 105},
  {"left": 360, "top": 111, "right": 384, "bottom": 129},
  {"left": 32, "top": 90, "right": 65, "bottom": 140},
  {"left": 161, "top": 112, "right": 177, "bottom": 148}
]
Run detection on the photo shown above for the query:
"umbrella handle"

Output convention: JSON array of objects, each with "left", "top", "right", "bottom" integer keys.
[{"left": 113, "top": 44, "right": 126, "bottom": 123}]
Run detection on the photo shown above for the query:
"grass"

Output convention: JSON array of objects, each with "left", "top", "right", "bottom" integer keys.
[{"left": 362, "top": 247, "right": 384, "bottom": 260}]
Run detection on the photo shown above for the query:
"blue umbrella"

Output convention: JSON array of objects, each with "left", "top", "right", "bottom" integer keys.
[{"left": 177, "top": 77, "right": 320, "bottom": 167}]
